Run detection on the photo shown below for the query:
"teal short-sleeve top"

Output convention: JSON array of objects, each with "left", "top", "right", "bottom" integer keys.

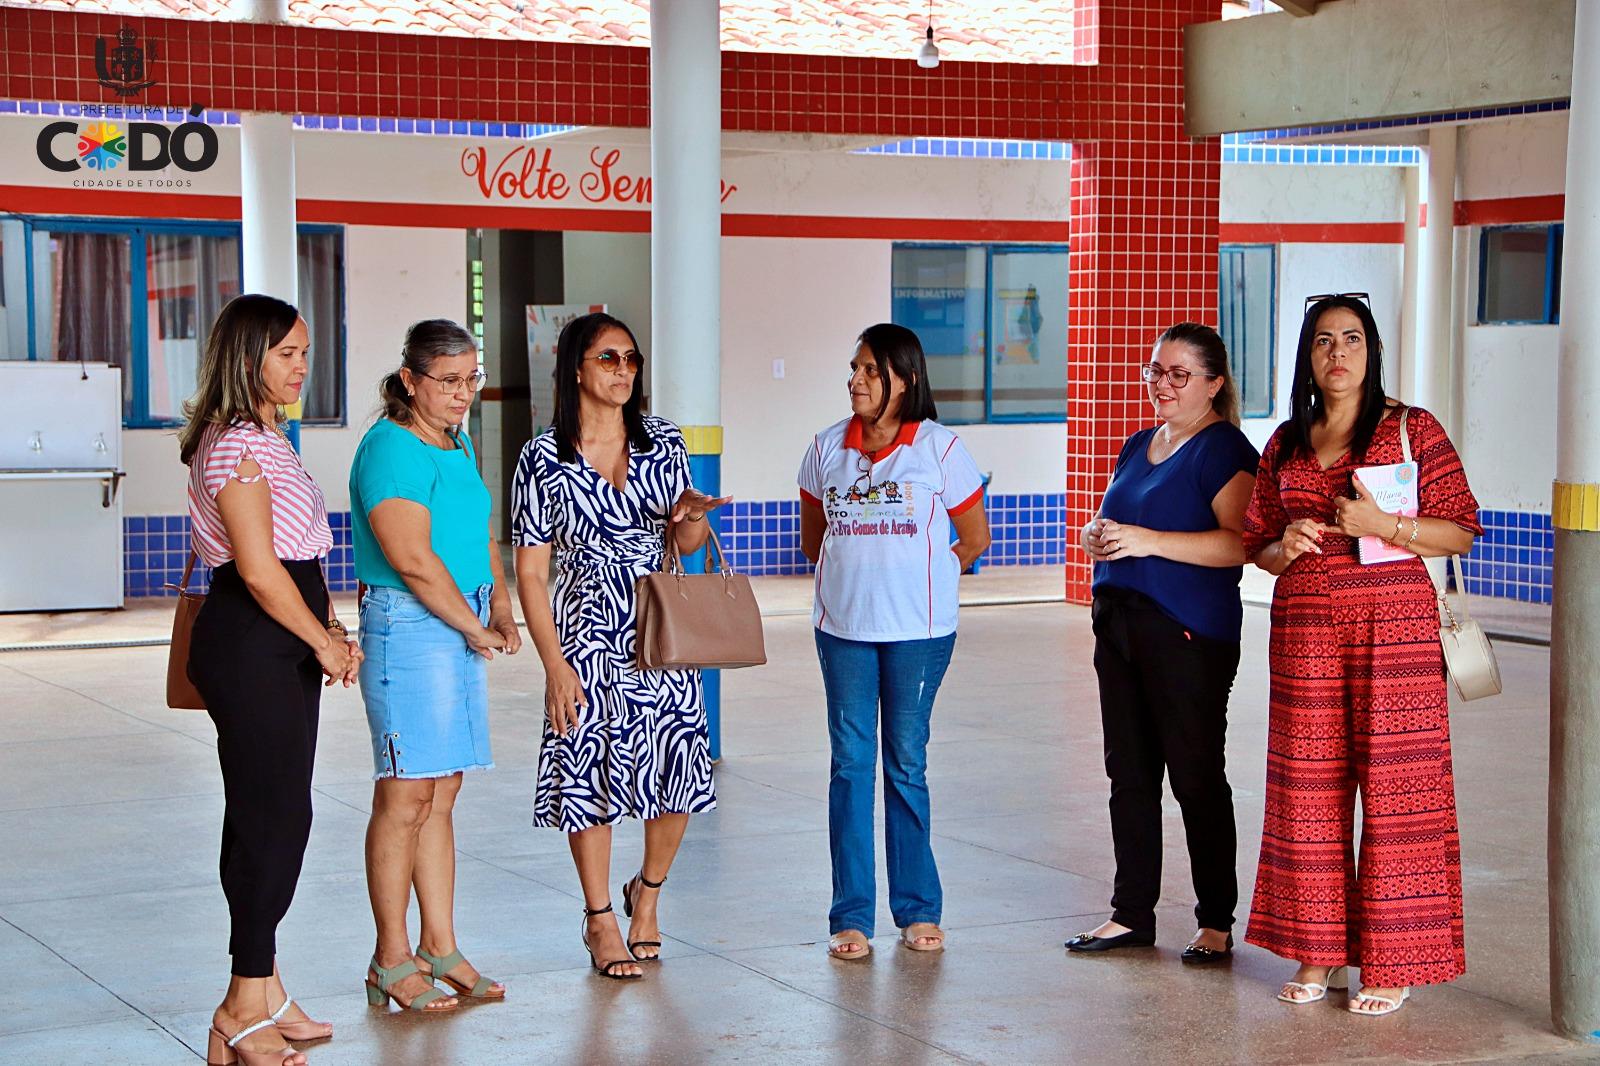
[{"left": 350, "top": 419, "right": 492, "bottom": 593}]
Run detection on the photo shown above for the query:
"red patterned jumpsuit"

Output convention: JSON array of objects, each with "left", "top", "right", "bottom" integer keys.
[{"left": 1241, "top": 405, "right": 1481, "bottom": 988}]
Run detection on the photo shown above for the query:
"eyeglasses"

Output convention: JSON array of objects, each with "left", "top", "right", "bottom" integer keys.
[
  {"left": 851, "top": 450, "right": 880, "bottom": 497},
  {"left": 588, "top": 348, "right": 644, "bottom": 374},
  {"left": 1304, "top": 291, "right": 1371, "bottom": 311},
  {"left": 1140, "top": 363, "right": 1215, "bottom": 388},
  {"left": 416, "top": 369, "right": 488, "bottom": 394}
]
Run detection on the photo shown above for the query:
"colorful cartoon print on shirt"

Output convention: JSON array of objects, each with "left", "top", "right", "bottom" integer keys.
[{"left": 822, "top": 474, "right": 918, "bottom": 538}]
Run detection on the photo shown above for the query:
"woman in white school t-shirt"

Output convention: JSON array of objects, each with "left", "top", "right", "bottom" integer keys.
[{"left": 797, "top": 322, "right": 991, "bottom": 962}]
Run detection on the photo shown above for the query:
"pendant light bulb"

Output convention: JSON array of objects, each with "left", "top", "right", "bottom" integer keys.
[{"left": 917, "top": 25, "right": 940, "bottom": 68}]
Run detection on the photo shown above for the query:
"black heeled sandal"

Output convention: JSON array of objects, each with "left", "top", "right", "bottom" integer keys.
[
  {"left": 622, "top": 872, "right": 666, "bottom": 961},
  {"left": 581, "top": 904, "right": 642, "bottom": 980}
]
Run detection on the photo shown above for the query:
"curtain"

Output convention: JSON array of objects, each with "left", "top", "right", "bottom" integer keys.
[
  {"left": 297, "top": 232, "right": 344, "bottom": 422},
  {"left": 145, "top": 233, "right": 239, "bottom": 421},
  {"left": 52, "top": 232, "right": 133, "bottom": 413}
]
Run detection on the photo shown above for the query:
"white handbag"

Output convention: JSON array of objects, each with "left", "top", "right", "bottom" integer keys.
[{"left": 1400, "top": 409, "right": 1502, "bottom": 702}]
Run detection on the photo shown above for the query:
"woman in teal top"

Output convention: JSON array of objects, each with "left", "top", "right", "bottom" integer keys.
[{"left": 350, "top": 320, "right": 522, "bottom": 1014}]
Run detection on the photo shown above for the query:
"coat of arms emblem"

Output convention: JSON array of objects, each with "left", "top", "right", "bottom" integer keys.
[{"left": 95, "top": 27, "right": 159, "bottom": 98}]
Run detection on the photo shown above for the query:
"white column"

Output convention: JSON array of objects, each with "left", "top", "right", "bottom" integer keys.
[
  {"left": 648, "top": 0, "right": 721, "bottom": 430},
  {"left": 228, "top": 0, "right": 288, "bottom": 21},
  {"left": 239, "top": 112, "right": 298, "bottom": 304},
  {"left": 1398, "top": 164, "right": 1422, "bottom": 401},
  {"left": 649, "top": 0, "right": 724, "bottom": 758},
  {"left": 1550, "top": 0, "right": 1600, "bottom": 1044},
  {"left": 1414, "top": 124, "right": 1456, "bottom": 430}
]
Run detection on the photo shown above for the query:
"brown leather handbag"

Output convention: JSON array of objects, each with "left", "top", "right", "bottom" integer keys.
[
  {"left": 636, "top": 527, "right": 767, "bottom": 670},
  {"left": 165, "top": 551, "right": 207, "bottom": 710}
]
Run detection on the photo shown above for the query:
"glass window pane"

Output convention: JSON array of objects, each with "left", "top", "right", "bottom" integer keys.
[
  {"left": 1481, "top": 227, "right": 1551, "bottom": 323},
  {"left": 146, "top": 232, "right": 241, "bottom": 422},
  {"left": 988, "top": 249, "right": 1068, "bottom": 419},
  {"left": 40, "top": 230, "right": 134, "bottom": 417},
  {"left": 1218, "top": 244, "right": 1275, "bottom": 418},
  {"left": 892, "top": 245, "right": 985, "bottom": 424},
  {"left": 297, "top": 230, "right": 345, "bottom": 423},
  {"left": 1, "top": 219, "right": 30, "bottom": 360}
]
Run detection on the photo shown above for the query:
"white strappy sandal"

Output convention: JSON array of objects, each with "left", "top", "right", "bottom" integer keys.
[
  {"left": 1277, "top": 965, "right": 1348, "bottom": 1004},
  {"left": 206, "top": 1017, "right": 302, "bottom": 1065},
  {"left": 267, "top": 996, "right": 332, "bottom": 1042},
  {"left": 1349, "top": 987, "right": 1410, "bottom": 1016}
]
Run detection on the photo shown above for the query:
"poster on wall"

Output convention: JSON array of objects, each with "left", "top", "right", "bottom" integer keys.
[{"left": 527, "top": 304, "right": 605, "bottom": 433}]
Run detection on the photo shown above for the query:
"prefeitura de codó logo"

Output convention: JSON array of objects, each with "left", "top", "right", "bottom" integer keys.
[{"left": 36, "top": 104, "right": 219, "bottom": 178}]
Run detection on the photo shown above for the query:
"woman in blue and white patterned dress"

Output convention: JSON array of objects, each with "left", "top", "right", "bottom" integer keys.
[{"left": 512, "top": 312, "right": 729, "bottom": 981}]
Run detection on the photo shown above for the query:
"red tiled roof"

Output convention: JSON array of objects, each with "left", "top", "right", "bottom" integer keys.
[{"left": 10, "top": 0, "right": 1083, "bottom": 64}]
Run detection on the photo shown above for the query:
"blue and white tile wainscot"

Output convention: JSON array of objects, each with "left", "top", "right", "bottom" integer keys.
[{"left": 117, "top": 505, "right": 1549, "bottom": 604}]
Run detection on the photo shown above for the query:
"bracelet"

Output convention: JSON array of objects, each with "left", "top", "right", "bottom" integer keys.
[
  {"left": 1404, "top": 517, "right": 1421, "bottom": 550},
  {"left": 1390, "top": 515, "right": 1405, "bottom": 545},
  {"left": 325, "top": 618, "right": 348, "bottom": 638},
  {"left": 686, "top": 512, "right": 705, "bottom": 523}
]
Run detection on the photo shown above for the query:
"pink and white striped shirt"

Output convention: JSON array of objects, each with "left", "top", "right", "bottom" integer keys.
[{"left": 187, "top": 421, "right": 334, "bottom": 566}]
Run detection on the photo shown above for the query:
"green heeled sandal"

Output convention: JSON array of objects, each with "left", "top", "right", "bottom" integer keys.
[
  {"left": 415, "top": 945, "right": 505, "bottom": 1000},
  {"left": 364, "top": 956, "right": 458, "bottom": 1012}
]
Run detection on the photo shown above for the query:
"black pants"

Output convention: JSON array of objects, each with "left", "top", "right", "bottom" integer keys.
[
  {"left": 1091, "top": 587, "right": 1240, "bottom": 935},
  {"left": 189, "top": 560, "right": 326, "bottom": 978}
]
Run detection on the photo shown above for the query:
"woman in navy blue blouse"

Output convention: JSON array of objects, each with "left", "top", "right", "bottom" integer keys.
[{"left": 1064, "top": 322, "right": 1259, "bottom": 963}]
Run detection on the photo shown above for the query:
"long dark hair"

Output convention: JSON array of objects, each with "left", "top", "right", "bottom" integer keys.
[
  {"left": 1283, "top": 295, "right": 1388, "bottom": 464},
  {"left": 380, "top": 319, "right": 477, "bottom": 434},
  {"left": 552, "top": 312, "right": 651, "bottom": 463},
  {"left": 857, "top": 323, "right": 937, "bottom": 423},
  {"left": 179, "top": 294, "right": 299, "bottom": 466},
  {"left": 1153, "top": 321, "right": 1240, "bottom": 426}
]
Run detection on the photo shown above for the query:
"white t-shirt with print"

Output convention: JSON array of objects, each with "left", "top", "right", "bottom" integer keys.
[{"left": 798, "top": 416, "right": 986, "bottom": 642}]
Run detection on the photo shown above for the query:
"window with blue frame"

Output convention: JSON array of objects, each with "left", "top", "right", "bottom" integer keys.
[
  {"left": 1217, "top": 243, "right": 1276, "bottom": 419},
  {"left": 1479, "top": 224, "right": 1562, "bottom": 325},
  {"left": 0, "top": 217, "right": 346, "bottom": 426},
  {"left": 890, "top": 243, "right": 1067, "bottom": 424}
]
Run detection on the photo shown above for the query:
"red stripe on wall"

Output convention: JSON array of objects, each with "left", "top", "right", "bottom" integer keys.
[
  {"left": 721, "top": 214, "right": 1070, "bottom": 241},
  {"left": 1454, "top": 194, "right": 1565, "bottom": 225},
  {"left": 1218, "top": 221, "right": 1406, "bottom": 244}
]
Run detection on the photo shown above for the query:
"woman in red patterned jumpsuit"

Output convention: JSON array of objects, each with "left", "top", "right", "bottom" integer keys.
[{"left": 1242, "top": 295, "right": 1481, "bottom": 1017}]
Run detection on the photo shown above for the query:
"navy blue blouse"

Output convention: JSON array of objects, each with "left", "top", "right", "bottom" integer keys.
[{"left": 1092, "top": 422, "right": 1260, "bottom": 643}]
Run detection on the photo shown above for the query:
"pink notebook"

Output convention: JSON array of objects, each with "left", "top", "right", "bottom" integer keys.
[{"left": 1354, "top": 461, "right": 1419, "bottom": 564}]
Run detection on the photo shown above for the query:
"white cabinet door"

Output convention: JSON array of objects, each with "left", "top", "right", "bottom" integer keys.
[{"left": 0, "top": 474, "right": 124, "bottom": 611}]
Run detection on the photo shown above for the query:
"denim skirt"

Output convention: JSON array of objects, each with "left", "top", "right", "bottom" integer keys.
[{"left": 358, "top": 583, "right": 494, "bottom": 780}]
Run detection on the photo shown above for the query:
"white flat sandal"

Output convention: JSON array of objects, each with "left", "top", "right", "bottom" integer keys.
[
  {"left": 1277, "top": 965, "right": 1348, "bottom": 1004},
  {"left": 1349, "top": 987, "right": 1410, "bottom": 1016}
]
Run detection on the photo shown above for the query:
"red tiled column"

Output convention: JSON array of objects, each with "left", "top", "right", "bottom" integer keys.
[{"left": 1063, "top": 1, "right": 1220, "bottom": 603}]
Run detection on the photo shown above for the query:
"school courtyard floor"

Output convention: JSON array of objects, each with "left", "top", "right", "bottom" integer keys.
[{"left": 1, "top": 568, "right": 1592, "bottom": 1065}]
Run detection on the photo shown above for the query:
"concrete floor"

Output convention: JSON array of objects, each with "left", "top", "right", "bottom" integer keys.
[{"left": 2, "top": 592, "right": 1594, "bottom": 1065}]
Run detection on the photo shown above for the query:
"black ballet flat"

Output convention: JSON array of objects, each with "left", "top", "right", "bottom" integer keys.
[
  {"left": 1180, "top": 933, "right": 1234, "bottom": 964},
  {"left": 1064, "top": 928, "right": 1156, "bottom": 953}
]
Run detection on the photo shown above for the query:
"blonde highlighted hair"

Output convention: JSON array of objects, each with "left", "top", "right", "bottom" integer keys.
[{"left": 178, "top": 294, "right": 301, "bottom": 466}]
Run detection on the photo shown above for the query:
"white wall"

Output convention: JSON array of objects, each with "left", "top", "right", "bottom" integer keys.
[
  {"left": 563, "top": 231, "right": 653, "bottom": 363},
  {"left": 1221, "top": 163, "right": 1404, "bottom": 225},
  {"left": 1461, "top": 325, "right": 1557, "bottom": 511},
  {"left": 1454, "top": 113, "right": 1565, "bottom": 512},
  {"left": 1457, "top": 112, "right": 1568, "bottom": 201},
  {"left": 715, "top": 237, "right": 1066, "bottom": 502},
  {"left": 1222, "top": 163, "right": 1407, "bottom": 452},
  {"left": 121, "top": 224, "right": 465, "bottom": 517}
]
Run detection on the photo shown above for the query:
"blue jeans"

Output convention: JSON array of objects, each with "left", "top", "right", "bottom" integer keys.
[{"left": 814, "top": 628, "right": 957, "bottom": 937}]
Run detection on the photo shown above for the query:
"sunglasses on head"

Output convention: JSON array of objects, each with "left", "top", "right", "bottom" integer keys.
[{"left": 1304, "top": 291, "right": 1371, "bottom": 312}]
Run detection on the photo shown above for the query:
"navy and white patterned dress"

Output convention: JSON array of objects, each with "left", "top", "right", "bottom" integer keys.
[{"left": 511, "top": 415, "right": 717, "bottom": 831}]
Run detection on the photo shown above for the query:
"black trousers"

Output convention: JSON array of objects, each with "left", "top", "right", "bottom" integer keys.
[
  {"left": 189, "top": 560, "right": 326, "bottom": 978},
  {"left": 1091, "top": 587, "right": 1240, "bottom": 935}
]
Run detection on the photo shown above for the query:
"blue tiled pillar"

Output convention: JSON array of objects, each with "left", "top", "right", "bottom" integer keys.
[{"left": 686, "top": 448, "right": 722, "bottom": 762}]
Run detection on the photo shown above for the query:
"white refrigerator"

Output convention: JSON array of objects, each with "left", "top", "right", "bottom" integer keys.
[{"left": 0, "top": 362, "right": 125, "bottom": 611}]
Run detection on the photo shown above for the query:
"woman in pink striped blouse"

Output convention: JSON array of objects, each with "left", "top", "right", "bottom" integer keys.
[{"left": 179, "top": 294, "right": 360, "bottom": 1066}]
